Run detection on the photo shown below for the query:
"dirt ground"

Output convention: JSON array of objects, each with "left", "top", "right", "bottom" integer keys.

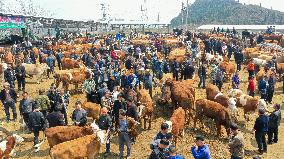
[{"left": 1, "top": 63, "right": 284, "bottom": 159}]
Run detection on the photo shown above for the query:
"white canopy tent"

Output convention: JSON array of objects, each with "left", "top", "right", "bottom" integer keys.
[{"left": 197, "top": 25, "right": 284, "bottom": 30}]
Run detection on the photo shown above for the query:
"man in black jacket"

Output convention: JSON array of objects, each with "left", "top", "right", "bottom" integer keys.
[
  {"left": 234, "top": 50, "right": 244, "bottom": 71},
  {"left": 46, "top": 106, "right": 65, "bottom": 127},
  {"left": 0, "top": 82, "right": 18, "bottom": 122},
  {"left": 28, "top": 105, "right": 46, "bottom": 152},
  {"left": 4, "top": 64, "right": 16, "bottom": 88},
  {"left": 268, "top": 104, "right": 281, "bottom": 144},
  {"left": 149, "top": 139, "right": 170, "bottom": 159},
  {"left": 113, "top": 94, "right": 127, "bottom": 129},
  {"left": 15, "top": 62, "right": 26, "bottom": 92},
  {"left": 126, "top": 97, "right": 138, "bottom": 121},
  {"left": 72, "top": 101, "right": 87, "bottom": 126},
  {"left": 19, "top": 92, "right": 35, "bottom": 131},
  {"left": 253, "top": 109, "right": 269, "bottom": 154},
  {"left": 98, "top": 107, "right": 112, "bottom": 156}
]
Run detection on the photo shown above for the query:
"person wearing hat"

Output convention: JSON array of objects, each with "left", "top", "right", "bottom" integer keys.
[
  {"left": 165, "top": 145, "right": 185, "bottom": 159},
  {"left": 268, "top": 104, "right": 281, "bottom": 144},
  {"left": 228, "top": 123, "right": 244, "bottom": 159},
  {"left": 248, "top": 76, "right": 255, "bottom": 97},
  {"left": 191, "top": 135, "right": 211, "bottom": 159},
  {"left": 28, "top": 104, "right": 46, "bottom": 152},
  {"left": 71, "top": 100, "right": 87, "bottom": 126},
  {"left": 149, "top": 139, "right": 170, "bottom": 159},
  {"left": 15, "top": 62, "right": 26, "bottom": 92},
  {"left": 253, "top": 109, "right": 269, "bottom": 154},
  {"left": 4, "top": 64, "right": 16, "bottom": 89},
  {"left": 118, "top": 109, "right": 132, "bottom": 159},
  {"left": 0, "top": 82, "right": 18, "bottom": 122}
]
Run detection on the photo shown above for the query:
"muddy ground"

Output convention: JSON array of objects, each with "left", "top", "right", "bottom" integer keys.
[{"left": 1, "top": 64, "right": 284, "bottom": 159}]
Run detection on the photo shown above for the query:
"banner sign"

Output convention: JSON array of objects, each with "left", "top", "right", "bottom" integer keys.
[{"left": 0, "top": 15, "right": 26, "bottom": 29}]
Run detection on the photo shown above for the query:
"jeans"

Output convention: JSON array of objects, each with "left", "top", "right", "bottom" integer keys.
[
  {"left": 266, "top": 89, "right": 274, "bottom": 103},
  {"left": 4, "top": 101, "right": 17, "bottom": 120},
  {"left": 173, "top": 71, "right": 179, "bottom": 81},
  {"left": 61, "top": 108, "right": 68, "bottom": 125},
  {"left": 248, "top": 70, "right": 254, "bottom": 77},
  {"left": 260, "top": 90, "right": 267, "bottom": 99},
  {"left": 17, "top": 77, "right": 26, "bottom": 91},
  {"left": 255, "top": 132, "right": 267, "bottom": 151},
  {"left": 119, "top": 132, "right": 131, "bottom": 158},
  {"left": 198, "top": 75, "right": 206, "bottom": 88},
  {"left": 231, "top": 156, "right": 243, "bottom": 159},
  {"left": 22, "top": 113, "right": 31, "bottom": 130},
  {"left": 249, "top": 91, "right": 255, "bottom": 97},
  {"left": 215, "top": 80, "right": 223, "bottom": 91},
  {"left": 268, "top": 127, "right": 278, "bottom": 143},
  {"left": 33, "top": 126, "right": 41, "bottom": 146},
  {"left": 237, "top": 63, "right": 241, "bottom": 71}
]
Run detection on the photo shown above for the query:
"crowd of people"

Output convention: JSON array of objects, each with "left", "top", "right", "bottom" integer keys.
[{"left": 0, "top": 28, "right": 283, "bottom": 159}]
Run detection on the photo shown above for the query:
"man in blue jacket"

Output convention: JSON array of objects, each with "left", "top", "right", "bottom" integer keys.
[
  {"left": 253, "top": 109, "right": 269, "bottom": 154},
  {"left": 46, "top": 53, "right": 55, "bottom": 79},
  {"left": 191, "top": 135, "right": 211, "bottom": 159},
  {"left": 258, "top": 76, "right": 267, "bottom": 99}
]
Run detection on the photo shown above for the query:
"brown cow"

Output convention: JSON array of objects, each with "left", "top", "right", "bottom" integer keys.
[
  {"left": 0, "top": 134, "right": 24, "bottom": 158},
  {"left": 137, "top": 89, "right": 154, "bottom": 129},
  {"left": 82, "top": 101, "right": 101, "bottom": 121},
  {"left": 238, "top": 94, "right": 260, "bottom": 121},
  {"left": 50, "top": 134, "right": 102, "bottom": 159},
  {"left": 168, "top": 107, "right": 185, "bottom": 145},
  {"left": 61, "top": 58, "right": 82, "bottom": 70},
  {"left": 194, "top": 99, "right": 231, "bottom": 137},
  {"left": 45, "top": 126, "right": 94, "bottom": 148},
  {"left": 3, "top": 52, "right": 14, "bottom": 65},
  {"left": 161, "top": 78, "right": 195, "bottom": 124},
  {"left": 55, "top": 67, "right": 90, "bottom": 91},
  {"left": 219, "top": 61, "right": 236, "bottom": 80}
]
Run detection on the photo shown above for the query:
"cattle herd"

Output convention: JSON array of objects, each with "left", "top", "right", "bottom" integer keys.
[{"left": 0, "top": 29, "right": 283, "bottom": 159}]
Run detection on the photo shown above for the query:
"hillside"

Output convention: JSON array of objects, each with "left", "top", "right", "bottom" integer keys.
[{"left": 171, "top": 0, "right": 284, "bottom": 26}]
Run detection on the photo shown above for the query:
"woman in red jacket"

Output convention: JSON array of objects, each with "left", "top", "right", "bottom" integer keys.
[{"left": 248, "top": 76, "right": 256, "bottom": 97}]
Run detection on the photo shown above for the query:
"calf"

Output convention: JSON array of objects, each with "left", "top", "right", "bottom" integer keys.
[
  {"left": 194, "top": 99, "right": 231, "bottom": 137},
  {"left": 82, "top": 101, "right": 101, "bottom": 121},
  {"left": 50, "top": 122, "right": 105, "bottom": 159},
  {"left": 238, "top": 94, "right": 259, "bottom": 121},
  {"left": 45, "top": 125, "right": 94, "bottom": 148},
  {"left": 137, "top": 89, "right": 154, "bottom": 129},
  {"left": 166, "top": 107, "right": 185, "bottom": 145},
  {"left": 0, "top": 134, "right": 24, "bottom": 158}
]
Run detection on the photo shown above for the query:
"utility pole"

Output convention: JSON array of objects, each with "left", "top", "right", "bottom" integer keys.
[
  {"left": 181, "top": 2, "right": 184, "bottom": 28},
  {"left": 186, "top": 0, "right": 189, "bottom": 30}
]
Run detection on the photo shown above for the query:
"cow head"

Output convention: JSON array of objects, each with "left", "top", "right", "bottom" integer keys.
[
  {"left": 90, "top": 121, "right": 105, "bottom": 144},
  {"left": 12, "top": 134, "right": 24, "bottom": 144},
  {"left": 137, "top": 104, "right": 146, "bottom": 118},
  {"left": 227, "top": 97, "right": 238, "bottom": 112},
  {"left": 164, "top": 121, "right": 173, "bottom": 133}
]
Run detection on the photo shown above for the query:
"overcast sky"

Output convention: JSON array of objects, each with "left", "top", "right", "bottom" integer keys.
[{"left": 5, "top": 0, "right": 284, "bottom": 23}]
